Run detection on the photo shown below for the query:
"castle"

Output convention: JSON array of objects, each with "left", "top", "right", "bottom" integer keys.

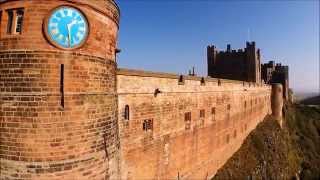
[
  {"left": 207, "top": 42, "right": 261, "bottom": 83},
  {"left": 0, "top": 0, "right": 286, "bottom": 179},
  {"left": 261, "top": 61, "right": 289, "bottom": 100},
  {"left": 207, "top": 43, "right": 289, "bottom": 100}
]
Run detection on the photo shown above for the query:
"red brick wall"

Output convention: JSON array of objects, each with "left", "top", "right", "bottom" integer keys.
[
  {"left": 117, "top": 69, "right": 272, "bottom": 179},
  {"left": 0, "top": 0, "right": 120, "bottom": 179},
  {"left": 0, "top": 1, "right": 275, "bottom": 179},
  {"left": 0, "top": 0, "right": 119, "bottom": 60}
]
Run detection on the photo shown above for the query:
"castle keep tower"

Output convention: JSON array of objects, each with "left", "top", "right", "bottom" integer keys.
[
  {"left": 262, "top": 61, "right": 289, "bottom": 100},
  {"left": 0, "top": 0, "right": 120, "bottom": 179},
  {"left": 207, "top": 42, "right": 261, "bottom": 83}
]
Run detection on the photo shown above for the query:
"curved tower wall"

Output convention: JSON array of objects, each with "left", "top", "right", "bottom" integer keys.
[
  {"left": 0, "top": 0, "right": 120, "bottom": 179},
  {"left": 271, "top": 83, "right": 284, "bottom": 127}
]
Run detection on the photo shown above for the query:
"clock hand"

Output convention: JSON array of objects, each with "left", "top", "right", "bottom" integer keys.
[{"left": 67, "top": 20, "right": 77, "bottom": 48}]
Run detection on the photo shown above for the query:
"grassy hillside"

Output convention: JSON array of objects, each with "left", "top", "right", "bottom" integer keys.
[
  {"left": 213, "top": 104, "right": 320, "bottom": 179},
  {"left": 287, "top": 104, "right": 320, "bottom": 178}
]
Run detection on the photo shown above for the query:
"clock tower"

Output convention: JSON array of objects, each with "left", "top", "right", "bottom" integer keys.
[{"left": 0, "top": 0, "right": 120, "bottom": 179}]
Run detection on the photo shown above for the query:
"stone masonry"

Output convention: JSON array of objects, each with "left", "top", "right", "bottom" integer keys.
[
  {"left": 0, "top": 0, "right": 120, "bottom": 179},
  {"left": 0, "top": 0, "right": 285, "bottom": 179},
  {"left": 117, "top": 69, "right": 272, "bottom": 179}
]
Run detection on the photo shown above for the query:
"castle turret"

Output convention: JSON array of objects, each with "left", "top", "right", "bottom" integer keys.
[
  {"left": 207, "top": 45, "right": 217, "bottom": 77},
  {"left": 271, "top": 83, "right": 284, "bottom": 127},
  {"left": 245, "top": 41, "right": 261, "bottom": 83},
  {"left": 227, "top": 44, "right": 231, "bottom": 52},
  {"left": 245, "top": 41, "right": 255, "bottom": 82},
  {"left": 0, "top": 0, "right": 120, "bottom": 179}
]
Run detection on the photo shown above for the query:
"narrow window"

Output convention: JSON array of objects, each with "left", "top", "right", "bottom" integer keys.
[
  {"left": 7, "top": 10, "right": 13, "bottom": 34},
  {"left": 218, "top": 79, "right": 221, "bottom": 86},
  {"left": 143, "top": 121, "right": 146, "bottom": 131},
  {"left": 227, "top": 104, "right": 231, "bottom": 120},
  {"left": 200, "top": 109, "right": 205, "bottom": 118},
  {"left": 185, "top": 112, "right": 191, "bottom": 121},
  {"left": 6, "top": 8, "right": 24, "bottom": 35},
  {"left": 244, "top": 101, "right": 247, "bottom": 109},
  {"left": 143, "top": 119, "right": 153, "bottom": 132},
  {"left": 124, "top": 105, "right": 130, "bottom": 120},
  {"left": 60, "top": 64, "right": 64, "bottom": 108},
  {"left": 178, "top": 75, "right": 184, "bottom": 85},
  {"left": 211, "top": 107, "right": 216, "bottom": 121},
  {"left": 15, "top": 9, "right": 24, "bottom": 34},
  {"left": 226, "top": 134, "right": 230, "bottom": 143},
  {"left": 211, "top": 107, "right": 216, "bottom": 115},
  {"left": 103, "top": 134, "right": 108, "bottom": 160},
  {"left": 200, "top": 77, "right": 205, "bottom": 86},
  {"left": 184, "top": 112, "right": 191, "bottom": 130}
]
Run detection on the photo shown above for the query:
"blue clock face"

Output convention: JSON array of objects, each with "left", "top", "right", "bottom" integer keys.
[{"left": 46, "top": 6, "right": 89, "bottom": 49}]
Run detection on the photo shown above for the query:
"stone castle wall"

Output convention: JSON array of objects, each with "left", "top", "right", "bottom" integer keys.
[
  {"left": 0, "top": 1, "right": 283, "bottom": 179},
  {"left": 117, "top": 68, "right": 272, "bottom": 179},
  {"left": 0, "top": 0, "right": 120, "bottom": 179}
]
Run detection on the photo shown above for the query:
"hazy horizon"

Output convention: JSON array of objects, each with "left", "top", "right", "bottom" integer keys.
[{"left": 116, "top": 0, "right": 319, "bottom": 93}]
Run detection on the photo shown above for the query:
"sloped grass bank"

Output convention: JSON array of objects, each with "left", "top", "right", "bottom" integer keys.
[
  {"left": 287, "top": 104, "right": 320, "bottom": 179},
  {"left": 213, "top": 104, "right": 320, "bottom": 179}
]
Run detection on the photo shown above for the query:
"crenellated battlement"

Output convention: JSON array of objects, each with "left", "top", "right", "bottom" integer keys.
[
  {"left": 262, "top": 61, "right": 289, "bottom": 100},
  {"left": 117, "top": 68, "right": 268, "bottom": 88},
  {"left": 207, "top": 41, "right": 262, "bottom": 83}
]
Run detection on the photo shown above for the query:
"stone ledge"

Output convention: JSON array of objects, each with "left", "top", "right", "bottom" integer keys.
[
  {"left": 117, "top": 68, "right": 269, "bottom": 86},
  {"left": 0, "top": 50, "right": 116, "bottom": 65}
]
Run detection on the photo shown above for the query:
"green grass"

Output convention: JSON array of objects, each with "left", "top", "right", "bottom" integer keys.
[
  {"left": 286, "top": 104, "right": 320, "bottom": 179},
  {"left": 213, "top": 103, "right": 320, "bottom": 179}
]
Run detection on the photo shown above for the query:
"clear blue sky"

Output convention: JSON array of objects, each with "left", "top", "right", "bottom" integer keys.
[{"left": 116, "top": 0, "right": 319, "bottom": 93}]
